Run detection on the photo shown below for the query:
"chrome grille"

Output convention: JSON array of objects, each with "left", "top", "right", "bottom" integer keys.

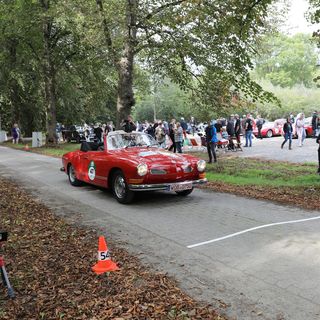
[{"left": 150, "top": 168, "right": 167, "bottom": 175}]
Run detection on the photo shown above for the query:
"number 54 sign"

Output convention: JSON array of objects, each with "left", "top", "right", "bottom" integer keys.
[{"left": 98, "top": 251, "right": 110, "bottom": 261}]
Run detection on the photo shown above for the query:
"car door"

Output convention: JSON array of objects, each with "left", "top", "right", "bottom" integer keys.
[{"left": 79, "top": 150, "right": 108, "bottom": 187}]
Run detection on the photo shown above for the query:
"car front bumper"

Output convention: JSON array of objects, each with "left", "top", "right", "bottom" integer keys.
[{"left": 128, "top": 178, "right": 207, "bottom": 192}]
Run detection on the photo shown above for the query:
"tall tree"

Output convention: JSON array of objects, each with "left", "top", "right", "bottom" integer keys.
[
  {"left": 84, "top": 0, "right": 277, "bottom": 127},
  {"left": 253, "top": 33, "right": 318, "bottom": 88}
]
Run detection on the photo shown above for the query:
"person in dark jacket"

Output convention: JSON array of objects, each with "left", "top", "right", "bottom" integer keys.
[
  {"left": 226, "top": 116, "right": 235, "bottom": 136},
  {"left": 168, "top": 119, "right": 176, "bottom": 153},
  {"left": 234, "top": 114, "right": 241, "bottom": 145},
  {"left": 256, "top": 115, "right": 264, "bottom": 139},
  {"left": 281, "top": 117, "right": 293, "bottom": 150},
  {"left": 180, "top": 117, "right": 188, "bottom": 138},
  {"left": 226, "top": 115, "right": 235, "bottom": 150},
  {"left": 317, "top": 133, "right": 320, "bottom": 174},
  {"left": 93, "top": 124, "right": 103, "bottom": 143},
  {"left": 312, "top": 111, "right": 318, "bottom": 138},
  {"left": 121, "top": 115, "right": 136, "bottom": 133}
]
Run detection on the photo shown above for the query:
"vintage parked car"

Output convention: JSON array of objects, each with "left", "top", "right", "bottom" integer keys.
[
  {"left": 60, "top": 131, "right": 207, "bottom": 204},
  {"left": 63, "top": 125, "right": 87, "bottom": 143},
  {"left": 303, "top": 117, "right": 313, "bottom": 137},
  {"left": 253, "top": 119, "right": 285, "bottom": 138}
]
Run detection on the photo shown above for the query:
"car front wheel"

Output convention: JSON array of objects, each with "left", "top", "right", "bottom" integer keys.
[
  {"left": 176, "top": 188, "right": 194, "bottom": 196},
  {"left": 266, "top": 130, "right": 273, "bottom": 138},
  {"left": 68, "top": 164, "right": 82, "bottom": 186},
  {"left": 112, "top": 170, "right": 135, "bottom": 204}
]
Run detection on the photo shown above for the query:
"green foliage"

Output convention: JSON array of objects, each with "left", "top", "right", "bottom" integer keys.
[
  {"left": 254, "top": 80, "right": 319, "bottom": 120},
  {"left": 0, "top": 0, "right": 285, "bottom": 135},
  {"left": 253, "top": 33, "right": 318, "bottom": 88}
]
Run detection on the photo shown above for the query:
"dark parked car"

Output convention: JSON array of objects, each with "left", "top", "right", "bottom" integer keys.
[{"left": 63, "top": 125, "right": 86, "bottom": 143}]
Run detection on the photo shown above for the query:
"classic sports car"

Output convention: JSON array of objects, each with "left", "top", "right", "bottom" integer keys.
[
  {"left": 303, "top": 117, "right": 313, "bottom": 137},
  {"left": 61, "top": 131, "right": 207, "bottom": 204},
  {"left": 253, "top": 119, "right": 285, "bottom": 138}
]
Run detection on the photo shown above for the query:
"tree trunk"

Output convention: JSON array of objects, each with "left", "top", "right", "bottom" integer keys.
[
  {"left": 97, "top": 0, "right": 137, "bottom": 128},
  {"left": 115, "top": 0, "right": 137, "bottom": 128},
  {"left": 8, "top": 39, "right": 21, "bottom": 126},
  {"left": 41, "top": 0, "right": 57, "bottom": 144},
  {"left": 116, "top": 54, "right": 135, "bottom": 128}
]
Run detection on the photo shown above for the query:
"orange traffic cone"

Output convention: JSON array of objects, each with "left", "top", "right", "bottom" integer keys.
[
  {"left": 24, "top": 144, "right": 30, "bottom": 151},
  {"left": 92, "top": 236, "right": 119, "bottom": 275}
]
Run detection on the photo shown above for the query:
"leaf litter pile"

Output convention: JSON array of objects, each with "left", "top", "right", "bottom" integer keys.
[{"left": 0, "top": 178, "right": 224, "bottom": 320}]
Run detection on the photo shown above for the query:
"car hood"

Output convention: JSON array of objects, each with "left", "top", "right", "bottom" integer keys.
[{"left": 117, "top": 148, "right": 197, "bottom": 166}]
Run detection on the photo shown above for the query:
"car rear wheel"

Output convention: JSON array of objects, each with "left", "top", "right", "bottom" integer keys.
[
  {"left": 266, "top": 130, "right": 273, "bottom": 138},
  {"left": 175, "top": 188, "right": 194, "bottom": 196},
  {"left": 112, "top": 170, "right": 135, "bottom": 204},
  {"left": 68, "top": 164, "right": 82, "bottom": 186}
]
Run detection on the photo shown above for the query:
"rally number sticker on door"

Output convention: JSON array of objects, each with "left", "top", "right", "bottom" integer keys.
[{"left": 88, "top": 161, "right": 96, "bottom": 181}]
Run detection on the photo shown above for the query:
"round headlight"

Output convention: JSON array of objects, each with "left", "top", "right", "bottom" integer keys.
[
  {"left": 197, "top": 160, "right": 206, "bottom": 172},
  {"left": 137, "top": 163, "right": 148, "bottom": 176}
]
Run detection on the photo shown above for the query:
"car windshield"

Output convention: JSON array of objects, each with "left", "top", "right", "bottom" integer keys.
[{"left": 107, "top": 132, "right": 159, "bottom": 150}]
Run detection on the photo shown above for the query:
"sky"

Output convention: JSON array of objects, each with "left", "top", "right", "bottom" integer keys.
[{"left": 282, "top": 0, "right": 320, "bottom": 34}]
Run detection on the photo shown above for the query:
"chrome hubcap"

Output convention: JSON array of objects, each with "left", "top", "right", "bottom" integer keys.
[
  {"left": 114, "top": 175, "right": 126, "bottom": 198},
  {"left": 69, "top": 166, "right": 76, "bottom": 183}
]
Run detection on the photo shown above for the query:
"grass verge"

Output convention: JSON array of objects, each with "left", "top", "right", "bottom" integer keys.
[{"left": 0, "top": 178, "right": 223, "bottom": 320}]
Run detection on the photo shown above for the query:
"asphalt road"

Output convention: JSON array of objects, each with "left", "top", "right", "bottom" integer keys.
[
  {"left": 0, "top": 146, "right": 320, "bottom": 320},
  {"left": 236, "top": 136, "right": 318, "bottom": 163}
]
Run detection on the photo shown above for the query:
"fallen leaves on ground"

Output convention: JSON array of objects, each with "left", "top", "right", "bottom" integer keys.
[{"left": 0, "top": 178, "right": 224, "bottom": 320}]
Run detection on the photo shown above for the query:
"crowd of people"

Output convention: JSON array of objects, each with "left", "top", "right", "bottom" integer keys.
[
  {"left": 8, "top": 110, "right": 320, "bottom": 174},
  {"left": 117, "top": 112, "right": 320, "bottom": 173}
]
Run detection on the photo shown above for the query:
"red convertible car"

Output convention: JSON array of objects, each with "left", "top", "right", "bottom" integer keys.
[{"left": 61, "top": 131, "right": 207, "bottom": 204}]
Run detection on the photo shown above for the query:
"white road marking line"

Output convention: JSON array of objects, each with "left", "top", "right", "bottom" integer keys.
[{"left": 187, "top": 215, "right": 320, "bottom": 249}]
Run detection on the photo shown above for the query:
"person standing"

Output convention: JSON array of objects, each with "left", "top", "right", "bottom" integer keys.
[
  {"left": 155, "top": 121, "right": 166, "bottom": 148},
  {"left": 295, "top": 113, "right": 305, "bottom": 147},
  {"left": 244, "top": 114, "right": 253, "bottom": 147},
  {"left": 168, "top": 119, "right": 176, "bottom": 153},
  {"left": 317, "top": 132, "right": 320, "bottom": 174},
  {"left": 205, "top": 120, "right": 218, "bottom": 163},
  {"left": 234, "top": 114, "right": 241, "bottom": 146},
  {"left": 312, "top": 111, "right": 318, "bottom": 138},
  {"left": 190, "top": 116, "right": 196, "bottom": 135},
  {"left": 174, "top": 122, "right": 184, "bottom": 153},
  {"left": 121, "top": 115, "right": 136, "bottom": 133},
  {"left": 94, "top": 124, "right": 103, "bottom": 143},
  {"left": 180, "top": 117, "right": 188, "bottom": 139},
  {"left": 281, "top": 117, "right": 293, "bottom": 150},
  {"left": 11, "top": 123, "right": 20, "bottom": 144},
  {"left": 256, "top": 115, "right": 264, "bottom": 139}
]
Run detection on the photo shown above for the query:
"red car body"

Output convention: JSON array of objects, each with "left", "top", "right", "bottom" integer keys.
[
  {"left": 61, "top": 131, "right": 207, "bottom": 203},
  {"left": 253, "top": 119, "right": 285, "bottom": 138}
]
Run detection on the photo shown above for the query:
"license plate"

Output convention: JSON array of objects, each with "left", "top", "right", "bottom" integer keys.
[{"left": 170, "top": 182, "right": 192, "bottom": 192}]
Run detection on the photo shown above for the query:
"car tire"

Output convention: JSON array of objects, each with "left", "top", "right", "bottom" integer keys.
[
  {"left": 266, "top": 130, "right": 273, "bottom": 138},
  {"left": 111, "top": 170, "right": 135, "bottom": 204},
  {"left": 175, "top": 188, "right": 194, "bottom": 196},
  {"left": 68, "top": 164, "right": 82, "bottom": 186}
]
